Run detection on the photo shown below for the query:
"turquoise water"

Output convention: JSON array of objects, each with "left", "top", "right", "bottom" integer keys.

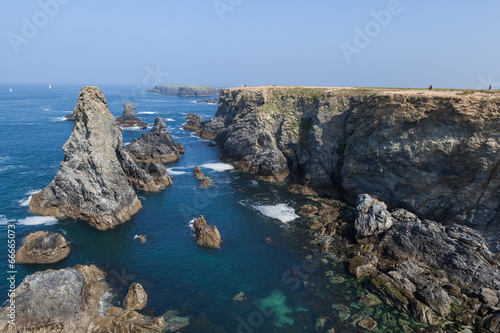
[{"left": 0, "top": 85, "right": 411, "bottom": 332}]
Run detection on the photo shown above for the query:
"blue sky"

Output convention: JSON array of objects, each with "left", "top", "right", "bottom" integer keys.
[{"left": 0, "top": 0, "right": 499, "bottom": 89}]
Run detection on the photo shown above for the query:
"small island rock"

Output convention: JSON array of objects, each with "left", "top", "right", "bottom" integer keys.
[
  {"left": 124, "top": 283, "right": 148, "bottom": 311},
  {"left": 193, "top": 166, "right": 204, "bottom": 180},
  {"left": 193, "top": 215, "right": 221, "bottom": 248},
  {"left": 16, "top": 231, "right": 69, "bottom": 264},
  {"left": 115, "top": 103, "right": 148, "bottom": 129},
  {"left": 201, "top": 177, "right": 212, "bottom": 187}
]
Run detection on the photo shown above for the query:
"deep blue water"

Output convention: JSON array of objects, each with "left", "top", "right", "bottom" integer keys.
[{"left": 0, "top": 85, "right": 412, "bottom": 332}]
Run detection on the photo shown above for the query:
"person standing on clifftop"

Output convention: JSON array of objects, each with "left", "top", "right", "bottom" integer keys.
[
  {"left": 489, "top": 84, "right": 493, "bottom": 90},
  {"left": 428, "top": 85, "right": 433, "bottom": 90}
]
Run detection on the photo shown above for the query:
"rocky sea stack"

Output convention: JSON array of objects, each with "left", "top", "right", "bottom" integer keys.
[
  {"left": 16, "top": 231, "right": 69, "bottom": 264},
  {"left": 30, "top": 86, "right": 162, "bottom": 230},
  {"left": 193, "top": 215, "right": 221, "bottom": 248},
  {"left": 127, "top": 116, "right": 184, "bottom": 163},
  {"left": 115, "top": 102, "right": 148, "bottom": 129},
  {"left": 147, "top": 84, "right": 219, "bottom": 97}
]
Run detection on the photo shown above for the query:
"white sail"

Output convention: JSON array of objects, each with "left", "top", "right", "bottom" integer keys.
[
  {"left": 49, "top": 84, "right": 52, "bottom": 89},
  {"left": 9, "top": 88, "right": 12, "bottom": 92}
]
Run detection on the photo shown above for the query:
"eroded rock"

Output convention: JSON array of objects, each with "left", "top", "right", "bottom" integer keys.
[
  {"left": 193, "top": 215, "right": 221, "bottom": 249},
  {"left": 354, "top": 194, "right": 393, "bottom": 238},
  {"left": 16, "top": 231, "right": 69, "bottom": 264},
  {"left": 124, "top": 283, "right": 148, "bottom": 311},
  {"left": 115, "top": 103, "right": 147, "bottom": 129}
]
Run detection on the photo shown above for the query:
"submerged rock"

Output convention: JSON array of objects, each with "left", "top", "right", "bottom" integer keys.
[
  {"left": 16, "top": 231, "right": 69, "bottom": 264},
  {"left": 115, "top": 102, "right": 148, "bottom": 129},
  {"left": 193, "top": 215, "right": 221, "bottom": 248},
  {"left": 29, "top": 86, "right": 159, "bottom": 230},
  {"left": 232, "top": 291, "right": 250, "bottom": 302},
  {"left": 127, "top": 117, "right": 184, "bottom": 163},
  {"left": 193, "top": 166, "right": 204, "bottom": 179},
  {"left": 0, "top": 265, "right": 106, "bottom": 332},
  {"left": 124, "top": 283, "right": 148, "bottom": 311}
]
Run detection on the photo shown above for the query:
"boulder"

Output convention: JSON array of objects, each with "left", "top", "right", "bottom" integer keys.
[
  {"left": 354, "top": 194, "right": 394, "bottom": 238},
  {"left": 0, "top": 265, "right": 106, "bottom": 332},
  {"left": 16, "top": 231, "right": 69, "bottom": 264},
  {"left": 140, "top": 162, "right": 173, "bottom": 188},
  {"left": 29, "top": 86, "right": 159, "bottom": 230},
  {"left": 348, "top": 252, "right": 378, "bottom": 278},
  {"left": 115, "top": 103, "right": 148, "bottom": 129},
  {"left": 193, "top": 166, "right": 204, "bottom": 180},
  {"left": 415, "top": 283, "right": 451, "bottom": 318},
  {"left": 201, "top": 177, "right": 212, "bottom": 187},
  {"left": 127, "top": 117, "right": 184, "bottom": 163},
  {"left": 358, "top": 317, "right": 377, "bottom": 330},
  {"left": 193, "top": 215, "right": 221, "bottom": 248},
  {"left": 124, "top": 283, "right": 147, "bottom": 311}
]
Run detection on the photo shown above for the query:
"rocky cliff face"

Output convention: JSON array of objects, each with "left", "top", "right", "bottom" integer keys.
[
  {"left": 30, "top": 86, "right": 161, "bottom": 230},
  {"left": 198, "top": 86, "right": 500, "bottom": 229},
  {"left": 147, "top": 84, "right": 219, "bottom": 97},
  {"left": 127, "top": 116, "right": 184, "bottom": 163}
]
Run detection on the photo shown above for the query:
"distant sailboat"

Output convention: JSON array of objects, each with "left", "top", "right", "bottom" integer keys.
[
  {"left": 48, "top": 84, "right": 52, "bottom": 89},
  {"left": 9, "top": 88, "right": 13, "bottom": 92}
]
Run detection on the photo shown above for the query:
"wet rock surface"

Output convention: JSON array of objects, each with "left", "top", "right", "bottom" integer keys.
[
  {"left": 16, "top": 231, "right": 69, "bottom": 264},
  {"left": 127, "top": 116, "right": 184, "bottom": 163}
]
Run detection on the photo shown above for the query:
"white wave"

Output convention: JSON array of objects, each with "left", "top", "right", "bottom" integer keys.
[
  {"left": 200, "top": 162, "right": 234, "bottom": 172},
  {"left": 252, "top": 204, "right": 299, "bottom": 223},
  {"left": 121, "top": 126, "right": 143, "bottom": 131},
  {"left": 165, "top": 118, "right": 175, "bottom": 122},
  {"left": 0, "top": 215, "right": 15, "bottom": 225},
  {"left": 53, "top": 116, "right": 67, "bottom": 121},
  {"left": 99, "top": 292, "right": 113, "bottom": 317},
  {"left": 188, "top": 218, "right": 196, "bottom": 229},
  {"left": 124, "top": 142, "right": 130, "bottom": 146},
  {"left": 167, "top": 168, "right": 187, "bottom": 176},
  {"left": 18, "top": 189, "right": 41, "bottom": 207},
  {"left": 136, "top": 111, "right": 157, "bottom": 115},
  {"left": 43, "top": 108, "right": 50, "bottom": 111},
  {"left": 18, "top": 216, "right": 58, "bottom": 226},
  {"left": 134, "top": 235, "right": 140, "bottom": 239}
]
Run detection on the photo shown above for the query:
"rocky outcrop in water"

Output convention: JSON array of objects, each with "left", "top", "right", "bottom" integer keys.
[
  {"left": 140, "top": 162, "right": 173, "bottom": 188},
  {"left": 124, "top": 283, "right": 147, "bottom": 311},
  {"left": 127, "top": 117, "right": 184, "bottom": 163},
  {"left": 147, "top": 84, "right": 219, "bottom": 97},
  {"left": 196, "top": 86, "right": 500, "bottom": 230},
  {"left": 201, "top": 177, "right": 212, "bottom": 187},
  {"left": 183, "top": 112, "right": 206, "bottom": 133},
  {"left": 30, "top": 86, "right": 162, "bottom": 230},
  {"left": 193, "top": 215, "right": 221, "bottom": 248},
  {"left": 16, "top": 231, "right": 69, "bottom": 264},
  {"left": 0, "top": 265, "right": 106, "bottom": 333},
  {"left": 196, "top": 98, "right": 219, "bottom": 105},
  {"left": 193, "top": 166, "right": 204, "bottom": 179},
  {"left": 115, "top": 102, "right": 148, "bottom": 129}
]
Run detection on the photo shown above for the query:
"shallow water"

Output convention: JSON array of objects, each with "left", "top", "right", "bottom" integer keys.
[{"left": 0, "top": 85, "right": 415, "bottom": 332}]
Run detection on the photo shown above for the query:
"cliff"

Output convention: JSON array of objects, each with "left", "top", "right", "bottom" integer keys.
[
  {"left": 198, "top": 86, "right": 500, "bottom": 229},
  {"left": 147, "top": 84, "right": 219, "bottom": 97},
  {"left": 30, "top": 86, "right": 162, "bottom": 230}
]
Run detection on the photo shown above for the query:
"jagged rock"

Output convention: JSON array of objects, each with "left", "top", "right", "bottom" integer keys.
[
  {"left": 193, "top": 166, "right": 204, "bottom": 180},
  {"left": 16, "top": 231, "right": 69, "bottom": 264},
  {"left": 287, "top": 184, "right": 318, "bottom": 196},
  {"left": 124, "top": 283, "right": 148, "bottom": 311},
  {"left": 0, "top": 265, "right": 106, "bottom": 333},
  {"left": 200, "top": 177, "right": 212, "bottom": 187},
  {"left": 298, "top": 204, "right": 319, "bottom": 216},
  {"left": 183, "top": 112, "right": 206, "bottom": 133},
  {"left": 29, "top": 86, "right": 159, "bottom": 230},
  {"left": 478, "top": 287, "right": 499, "bottom": 307},
  {"left": 127, "top": 117, "right": 184, "bottom": 163},
  {"left": 63, "top": 112, "right": 75, "bottom": 121},
  {"left": 87, "top": 306, "right": 167, "bottom": 333},
  {"left": 115, "top": 103, "right": 148, "bottom": 129},
  {"left": 193, "top": 215, "right": 221, "bottom": 248},
  {"left": 147, "top": 84, "right": 219, "bottom": 97},
  {"left": 348, "top": 252, "right": 378, "bottom": 278},
  {"left": 415, "top": 283, "right": 451, "bottom": 318},
  {"left": 140, "top": 162, "right": 173, "bottom": 188},
  {"left": 354, "top": 194, "right": 394, "bottom": 238}
]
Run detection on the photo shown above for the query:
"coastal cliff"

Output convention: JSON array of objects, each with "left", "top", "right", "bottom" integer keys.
[
  {"left": 147, "top": 84, "right": 219, "bottom": 97},
  {"left": 197, "top": 86, "right": 500, "bottom": 229}
]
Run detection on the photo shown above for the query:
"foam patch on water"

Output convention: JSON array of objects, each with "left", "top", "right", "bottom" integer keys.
[
  {"left": 188, "top": 218, "right": 196, "bottom": 229},
  {"left": 18, "top": 216, "right": 58, "bottom": 226},
  {"left": 124, "top": 142, "right": 130, "bottom": 146},
  {"left": 136, "top": 111, "right": 157, "bottom": 115},
  {"left": 200, "top": 163, "right": 234, "bottom": 172},
  {"left": 53, "top": 116, "right": 67, "bottom": 121},
  {"left": 99, "top": 292, "right": 113, "bottom": 317},
  {"left": 121, "top": 126, "right": 143, "bottom": 131},
  {"left": 134, "top": 235, "right": 140, "bottom": 239},
  {"left": 252, "top": 204, "right": 299, "bottom": 223},
  {"left": 167, "top": 168, "right": 187, "bottom": 176},
  {"left": 0, "top": 215, "right": 15, "bottom": 225},
  {"left": 165, "top": 118, "right": 175, "bottom": 122},
  {"left": 18, "top": 189, "right": 41, "bottom": 207},
  {"left": 258, "top": 291, "right": 294, "bottom": 327}
]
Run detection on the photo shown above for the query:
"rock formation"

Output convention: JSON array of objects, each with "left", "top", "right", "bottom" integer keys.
[
  {"left": 115, "top": 103, "right": 148, "bottom": 129},
  {"left": 354, "top": 194, "right": 394, "bottom": 238},
  {"left": 0, "top": 265, "right": 106, "bottom": 332},
  {"left": 183, "top": 112, "right": 206, "bottom": 133},
  {"left": 194, "top": 86, "right": 500, "bottom": 230},
  {"left": 127, "top": 117, "right": 184, "bottom": 163},
  {"left": 201, "top": 177, "right": 212, "bottom": 187},
  {"left": 63, "top": 112, "right": 75, "bottom": 121},
  {"left": 16, "top": 231, "right": 69, "bottom": 264},
  {"left": 124, "top": 283, "right": 147, "bottom": 311},
  {"left": 147, "top": 84, "right": 219, "bottom": 97},
  {"left": 196, "top": 98, "right": 219, "bottom": 105},
  {"left": 193, "top": 166, "right": 204, "bottom": 179},
  {"left": 29, "top": 86, "right": 161, "bottom": 230},
  {"left": 193, "top": 215, "right": 221, "bottom": 248},
  {"left": 140, "top": 162, "right": 173, "bottom": 188},
  {"left": 0, "top": 265, "right": 190, "bottom": 333}
]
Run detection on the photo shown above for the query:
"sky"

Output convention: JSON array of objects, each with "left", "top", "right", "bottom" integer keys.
[{"left": 0, "top": 0, "right": 499, "bottom": 89}]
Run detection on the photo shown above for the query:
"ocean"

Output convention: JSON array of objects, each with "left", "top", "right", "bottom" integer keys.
[{"left": 0, "top": 85, "right": 413, "bottom": 332}]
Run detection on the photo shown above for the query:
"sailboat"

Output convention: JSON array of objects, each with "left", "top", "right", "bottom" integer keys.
[
  {"left": 48, "top": 84, "right": 52, "bottom": 89},
  {"left": 9, "top": 88, "right": 13, "bottom": 92}
]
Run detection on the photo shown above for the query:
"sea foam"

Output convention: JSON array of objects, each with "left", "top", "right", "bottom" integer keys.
[
  {"left": 165, "top": 118, "right": 175, "bottom": 122},
  {"left": 136, "top": 111, "right": 157, "bottom": 115},
  {"left": 18, "top": 189, "right": 41, "bottom": 207},
  {"left": 18, "top": 216, "right": 58, "bottom": 226},
  {"left": 200, "top": 163, "right": 234, "bottom": 172},
  {"left": 0, "top": 215, "right": 14, "bottom": 225},
  {"left": 167, "top": 168, "right": 187, "bottom": 176},
  {"left": 252, "top": 204, "right": 299, "bottom": 223}
]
